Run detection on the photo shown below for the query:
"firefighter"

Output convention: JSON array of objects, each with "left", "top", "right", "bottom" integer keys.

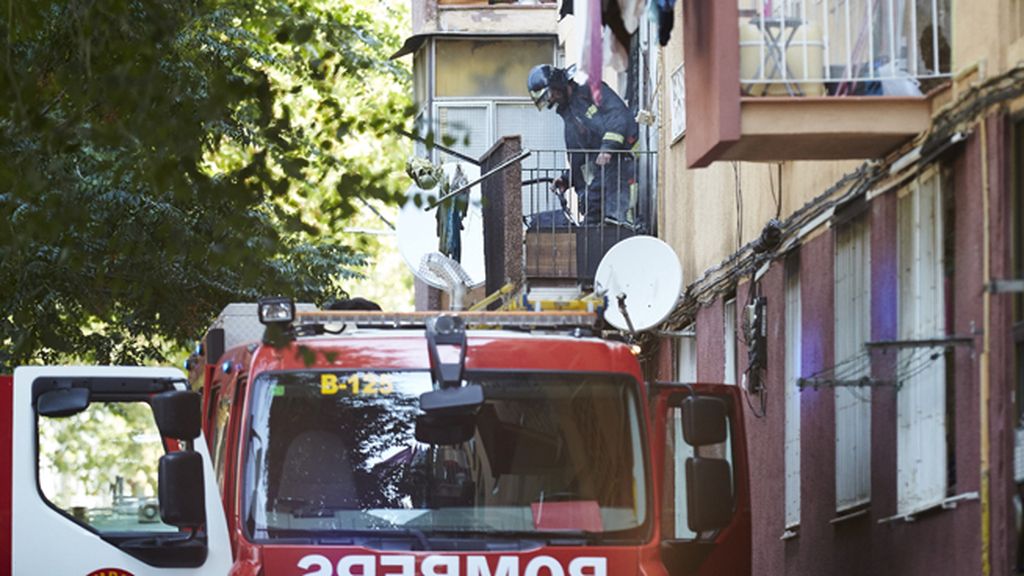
[{"left": 527, "top": 64, "right": 639, "bottom": 228}]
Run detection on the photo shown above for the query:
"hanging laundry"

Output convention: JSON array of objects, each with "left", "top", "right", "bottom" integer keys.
[
  {"left": 574, "top": 0, "right": 604, "bottom": 105},
  {"left": 604, "top": 25, "right": 629, "bottom": 72},
  {"left": 617, "top": 0, "right": 645, "bottom": 35},
  {"left": 586, "top": 0, "right": 603, "bottom": 105},
  {"left": 436, "top": 164, "right": 469, "bottom": 262},
  {"left": 562, "top": 0, "right": 639, "bottom": 73},
  {"left": 656, "top": 0, "right": 677, "bottom": 46}
]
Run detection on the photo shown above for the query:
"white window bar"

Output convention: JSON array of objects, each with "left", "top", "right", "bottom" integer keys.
[
  {"left": 931, "top": 0, "right": 940, "bottom": 73},
  {"left": 845, "top": 0, "right": 853, "bottom": 81},
  {"left": 760, "top": 0, "right": 768, "bottom": 82},
  {"left": 823, "top": 0, "right": 832, "bottom": 81},
  {"left": 782, "top": 0, "right": 790, "bottom": 81},
  {"left": 887, "top": 0, "right": 896, "bottom": 73},
  {"left": 867, "top": 0, "right": 875, "bottom": 80},
  {"left": 910, "top": 0, "right": 918, "bottom": 76},
  {"left": 802, "top": 0, "right": 810, "bottom": 80}
]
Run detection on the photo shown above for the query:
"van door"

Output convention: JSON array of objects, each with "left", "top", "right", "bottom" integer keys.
[{"left": 10, "top": 366, "right": 231, "bottom": 575}]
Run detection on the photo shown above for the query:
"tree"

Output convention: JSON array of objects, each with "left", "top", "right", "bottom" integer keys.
[{"left": 0, "top": 0, "right": 413, "bottom": 369}]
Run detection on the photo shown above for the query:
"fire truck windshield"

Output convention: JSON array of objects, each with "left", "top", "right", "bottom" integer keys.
[{"left": 243, "top": 370, "right": 648, "bottom": 543}]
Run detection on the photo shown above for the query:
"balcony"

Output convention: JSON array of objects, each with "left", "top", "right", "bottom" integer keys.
[
  {"left": 479, "top": 138, "right": 656, "bottom": 296},
  {"left": 682, "top": 0, "right": 951, "bottom": 167}
]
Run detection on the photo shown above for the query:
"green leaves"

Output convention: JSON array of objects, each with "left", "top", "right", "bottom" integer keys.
[{"left": 0, "top": 0, "right": 412, "bottom": 369}]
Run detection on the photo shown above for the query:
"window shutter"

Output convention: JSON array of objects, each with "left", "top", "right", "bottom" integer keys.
[
  {"left": 896, "top": 173, "right": 947, "bottom": 514},
  {"left": 834, "top": 216, "right": 871, "bottom": 511},
  {"left": 785, "top": 265, "right": 802, "bottom": 527}
]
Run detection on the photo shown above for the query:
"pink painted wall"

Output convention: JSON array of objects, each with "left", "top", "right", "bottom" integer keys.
[
  {"left": 682, "top": 0, "right": 740, "bottom": 168},
  {"left": 986, "top": 112, "right": 1017, "bottom": 576},
  {"left": 697, "top": 297, "right": 726, "bottom": 383},
  {"left": 734, "top": 126, "right": 1009, "bottom": 575},
  {"left": 740, "top": 262, "right": 788, "bottom": 575}
]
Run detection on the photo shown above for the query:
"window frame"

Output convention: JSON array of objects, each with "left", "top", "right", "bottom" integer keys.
[
  {"left": 724, "top": 298, "right": 737, "bottom": 385},
  {"left": 34, "top": 395, "right": 179, "bottom": 539},
  {"left": 676, "top": 323, "right": 697, "bottom": 383}
]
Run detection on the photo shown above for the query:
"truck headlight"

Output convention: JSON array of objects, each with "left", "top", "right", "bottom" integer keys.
[{"left": 258, "top": 296, "right": 296, "bottom": 325}]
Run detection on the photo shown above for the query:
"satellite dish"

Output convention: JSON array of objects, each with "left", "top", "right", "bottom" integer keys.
[
  {"left": 396, "top": 162, "right": 485, "bottom": 290},
  {"left": 594, "top": 236, "right": 683, "bottom": 332}
]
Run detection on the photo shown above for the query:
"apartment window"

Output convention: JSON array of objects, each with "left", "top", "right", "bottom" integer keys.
[
  {"left": 426, "top": 37, "right": 562, "bottom": 169},
  {"left": 677, "top": 324, "right": 697, "bottom": 383},
  {"left": 896, "top": 169, "right": 952, "bottom": 514},
  {"left": 834, "top": 214, "right": 871, "bottom": 511},
  {"left": 724, "top": 299, "right": 737, "bottom": 385},
  {"left": 784, "top": 258, "right": 802, "bottom": 528},
  {"left": 435, "top": 39, "right": 553, "bottom": 99}
]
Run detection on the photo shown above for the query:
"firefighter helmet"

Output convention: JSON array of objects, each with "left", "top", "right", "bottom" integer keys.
[{"left": 527, "top": 64, "right": 567, "bottom": 111}]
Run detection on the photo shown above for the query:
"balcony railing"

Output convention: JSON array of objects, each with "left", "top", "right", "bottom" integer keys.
[
  {"left": 520, "top": 149, "right": 656, "bottom": 285},
  {"left": 437, "top": 0, "right": 557, "bottom": 5},
  {"left": 479, "top": 138, "right": 655, "bottom": 295},
  {"left": 738, "top": 0, "right": 951, "bottom": 97}
]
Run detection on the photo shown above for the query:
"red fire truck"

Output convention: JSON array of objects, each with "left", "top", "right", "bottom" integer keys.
[{"left": 187, "top": 298, "right": 751, "bottom": 576}]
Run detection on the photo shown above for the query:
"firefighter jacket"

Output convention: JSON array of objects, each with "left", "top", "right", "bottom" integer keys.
[
  {"left": 555, "top": 81, "right": 638, "bottom": 190},
  {"left": 555, "top": 81, "right": 638, "bottom": 224}
]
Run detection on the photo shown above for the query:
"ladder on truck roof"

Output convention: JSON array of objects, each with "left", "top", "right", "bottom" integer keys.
[{"left": 294, "top": 309, "right": 600, "bottom": 330}]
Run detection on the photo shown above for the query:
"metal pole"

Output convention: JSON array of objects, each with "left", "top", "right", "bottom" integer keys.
[
  {"left": 397, "top": 128, "right": 481, "bottom": 166},
  {"left": 427, "top": 150, "right": 533, "bottom": 210}
]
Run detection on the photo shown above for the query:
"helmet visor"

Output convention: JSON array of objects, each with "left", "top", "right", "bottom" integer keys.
[{"left": 529, "top": 87, "right": 553, "bottom": 111}]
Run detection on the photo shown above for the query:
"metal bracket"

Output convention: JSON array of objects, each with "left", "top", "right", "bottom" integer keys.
[
  {"left": 865, "top": 335, "right": 975, "bottom": 350},
  {"left": 797, "top": 376, "right": 896, "bottom": 390},
  {"left": 987, "top": 279, "right": 1024, "bottom": 293}
]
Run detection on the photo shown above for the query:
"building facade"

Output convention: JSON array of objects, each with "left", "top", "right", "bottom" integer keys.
[
  {"left": 657, "top": 0, "right": 1024, "bottom": 574},
  {"left": 400, "top": 0, "right": 1024, "bottom": 573}
]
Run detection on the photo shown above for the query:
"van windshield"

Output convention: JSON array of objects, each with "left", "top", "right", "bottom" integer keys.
[{"left": 244, "top": 370, "right": 648, "bottom": 542}]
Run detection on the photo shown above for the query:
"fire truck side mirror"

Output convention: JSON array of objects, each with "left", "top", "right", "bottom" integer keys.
[
  {"left": 680, "top": 396, "right": 728, "bottom": 446},
  {"left": 158, "top": 451, "right": 206, "bottom": 528},
  {"left": 36, "top": 387, "right": 90, "bottom": 417},
  {"left": 151, "top": 390, "right": 202, "bottom": 440},
  {"left": 684, "top": 457, "right": 735, "bottom": 532}
]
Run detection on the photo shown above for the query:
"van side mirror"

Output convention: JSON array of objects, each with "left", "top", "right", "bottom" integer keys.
[
  {"left": 36, "top": 387, "right": 90, "bottom": 418},
  {"left": 151, "top": 390, "right": 201, "bottom": 441},
  {"left": 158, "top": 451, "right": 206, "bottom": 528}
]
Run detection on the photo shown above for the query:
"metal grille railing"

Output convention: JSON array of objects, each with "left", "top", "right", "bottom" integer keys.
[
  {"left": 738, "top": 0, "right": 951, "bottom": 96},
  {"left": 520, "top": 149, "right": 656, "bottom": 285}
]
